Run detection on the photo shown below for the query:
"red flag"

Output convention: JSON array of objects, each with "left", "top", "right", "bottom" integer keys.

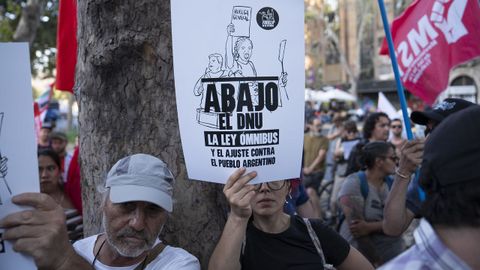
[
  {"left": 380, "top": 0, "right": 480, "bottom": 104},
  {"left": 33, "top": 102, "right": 42, "bottom": 143},
  {"left": 55, "top": 0, "right": 77, "bottom": 92}
]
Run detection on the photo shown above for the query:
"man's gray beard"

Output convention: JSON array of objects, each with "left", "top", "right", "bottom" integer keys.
[{"left": 101, "top": 215, "right": 161, "bottom": 258}]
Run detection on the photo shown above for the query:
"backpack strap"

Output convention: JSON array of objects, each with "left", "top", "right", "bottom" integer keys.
[
  {"left": 385, "top": 175, "right": 394, "bottom": 190},
  {"left": 134, "top": 242, "right": 166, "bottom": 270},
  {"left": 302, "top": 218, "right": 335, "bottom": 269},
  {"left": 356, "top": 171, "right": 369, "bottom": 199}
]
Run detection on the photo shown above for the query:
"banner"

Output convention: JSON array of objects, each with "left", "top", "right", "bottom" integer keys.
[
  {"left": 380, "top": 0, "right": 480, "bottom": 104},
  {"left": 0, "top": 43, "right": 38, "bottom": 269},
  {"left": 171, "top": 0, "right": 305, "bottom": 184},
  {"left": 55, "top": 0, "right": 77, "bottom": 92}
]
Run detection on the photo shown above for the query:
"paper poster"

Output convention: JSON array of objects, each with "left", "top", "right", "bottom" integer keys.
[
  {"left": 0, "top": 43, "right": 39, "bottom": 269},
  {"left": 171, "top": 0, "right": 305, "bottom": 184}
]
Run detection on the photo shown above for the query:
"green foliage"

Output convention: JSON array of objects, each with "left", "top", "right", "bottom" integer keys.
[
  {"left": 0, "top": 0, "right": 21, "bottom": 41},
  {"left": 0, "top": 0, "right": 58, "bottom": 77},
  {"left": 32, "top": 0, "right": 58, "bottom": 77}
]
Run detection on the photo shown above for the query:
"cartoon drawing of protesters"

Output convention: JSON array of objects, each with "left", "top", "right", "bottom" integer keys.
[
  {"left": 0, "top": 112, "right": 12, "bottom": 205},
  {"left": 193, "top": 6, "right": 290, "bottom": 129},
  {"left": 194, "top": 53, "right": 228, "bottom": 108},
  {"left": 194, "top": 54, "right": 230, "bottom": 129},
  {"left": 225, "top": 23, "right": 261, "bottom": 105},
  {"left": 225, "top": 23, "right": 257, "bottom": 78}
]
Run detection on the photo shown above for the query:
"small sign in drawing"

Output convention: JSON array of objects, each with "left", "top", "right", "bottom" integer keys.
[{"left": 0, "top": 112, "right": 13, "bottom": 206}]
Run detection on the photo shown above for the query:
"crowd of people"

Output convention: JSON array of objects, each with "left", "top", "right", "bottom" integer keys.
[{"left": 1, "top": 97, "right": 479, "bottom": 269}]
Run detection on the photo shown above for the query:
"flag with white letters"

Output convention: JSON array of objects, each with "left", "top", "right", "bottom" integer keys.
[{"left": 380, "top": 0, "right": 480, "bottom": 104}]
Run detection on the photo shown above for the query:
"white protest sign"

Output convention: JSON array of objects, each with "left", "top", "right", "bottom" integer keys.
[
  {"left": 171, "top": 0, "right": 304, "bottom": 184},
  {"left": 0, "top": 43, "right": 39, "bottom": 269}
]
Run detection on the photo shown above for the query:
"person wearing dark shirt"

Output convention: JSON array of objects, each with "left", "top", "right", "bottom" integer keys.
[
  {"left": 344, "top": 113, "right": 390, "bottom": 176},
  {"left": 209, "top": 168, "right": 374, "bottom": 270}
]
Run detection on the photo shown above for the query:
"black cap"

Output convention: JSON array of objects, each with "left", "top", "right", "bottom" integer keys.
[
  {"left": 41, "top": 121, "right": 53, "bottom": 130},
  {"left": 420, "top": 106, "right": 480, "bottom": 189},
  {"left": 410, "top": 98, "right": 475, "bottom": 125}
]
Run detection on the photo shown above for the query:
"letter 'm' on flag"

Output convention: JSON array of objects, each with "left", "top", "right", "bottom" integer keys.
[
  {"left": 379, "top": 0, "right": 480, "bottom": 104},
  {"left": 55, "top": 0, "right": 77, "bottom": 92}
]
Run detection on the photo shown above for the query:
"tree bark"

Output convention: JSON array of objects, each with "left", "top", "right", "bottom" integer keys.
[
  {"left": 13, "top": 0, "right": 47, "bottom": 44},
  {"left": 76, "top": 1, "right": 227, "bottom": 268}
]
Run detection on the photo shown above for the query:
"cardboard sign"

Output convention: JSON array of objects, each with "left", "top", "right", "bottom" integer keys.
[
  {"left": 0, "top": 43, "right": 38, "bottom": 269},
  {"left": 171, "top": 0, "right": 304, "bottom": 184}
]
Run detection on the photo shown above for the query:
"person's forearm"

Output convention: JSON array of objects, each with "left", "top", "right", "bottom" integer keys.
[
  {"left": 307, "top": 151, "right": 325, "bottom": 173},
  {"left": 383, "top": 174, "right": 414, "bottom": 236},
  {"left": 366, "top": 221, "right": 383, "bottom": 234},
  {"left": 208, "top": 214, "right": 249, "bottom": 270},
  {"left": 44, "top": 246, "right": 93, "bottom": 270},
  {"left": 327, "top": 130, "right": 341, "bottom": 140}
]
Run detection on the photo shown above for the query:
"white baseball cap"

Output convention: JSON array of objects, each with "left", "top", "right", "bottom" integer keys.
[{"left": 105, "top": 154, "right": 175, "bottom": 212}]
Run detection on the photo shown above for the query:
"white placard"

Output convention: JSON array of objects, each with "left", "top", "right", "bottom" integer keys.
[
  {"left": 171, "top": 0, "right": 305, "bottom": 184},
  {"left": 0, "top": 43, "right": 39, "bottom": 269}
]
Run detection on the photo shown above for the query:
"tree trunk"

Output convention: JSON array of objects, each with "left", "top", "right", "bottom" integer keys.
[
  {"left": 13, "top": 0, "right": 46, "bottom": 44},
  {"left": 75, "top": 1, "right": 227, "bottom": 268}
]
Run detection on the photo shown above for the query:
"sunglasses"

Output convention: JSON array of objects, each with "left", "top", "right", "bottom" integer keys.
[{"left": 391, "top": 125, "right": 402, "bottom": 129}]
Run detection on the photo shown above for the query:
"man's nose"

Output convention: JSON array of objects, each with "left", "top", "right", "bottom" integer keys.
[{"left": 129, "top": 208, "right": 147, "bottom": 231}]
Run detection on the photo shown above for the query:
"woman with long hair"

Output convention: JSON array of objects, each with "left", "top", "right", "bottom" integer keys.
[
  {"left": 338, "top": 141, "right": 404, "bottom": 266},
  {"left": 38, "top": 149, "right": 75, "bottom": 209},
  {"left": 209, "top": 168, "right": 373, "bottom": 270}
]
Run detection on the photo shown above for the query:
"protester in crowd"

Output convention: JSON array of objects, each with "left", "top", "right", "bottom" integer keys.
[
  {"left": 338, "top": 141, "right": 416, "bottom": 266},
  {"left": 1, "top": 153, "right": 200, "bottom": 269},
  {"left": 388, "top": 118, "right": 406, "bottom": 157},
  {"left": 303, "top": 117, "right": 329, "bottom": 192},
  {"left": 380, "top": 105, "right": 480, "bottom": 270},
  {"left": 305, "top": 101, "right": 316, "bottom": 125},
  {"left": 38, "top": 149, "right": 75, "bottom": 209},
  {"left": 324, "top": 113, "right": 345, "bottom": 182},
  {"left": 50, "top": 131, "right": 73, "bottom": 181},
  {"left": 38, "top": 149, "right": 82, "bottom": 241},
  {"left": 344, "top": 112, "right": 390, "bottom": 176},
  {"left": 208, "top": 168, "right": 374, "bottom": 270},
  {"left": 383, "top": 98, "right": 476, "bottom": 237},
  {"left": 37, "top": 121, "right": 53, "bottom": 151},
  {"left": 330, "top": 120, "right": 360, "bottom": 217}
]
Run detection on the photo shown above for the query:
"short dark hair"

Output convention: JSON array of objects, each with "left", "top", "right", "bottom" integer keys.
[
  {"left": 343, "top": 120, "right": 358, "bottom": 133},
  {"left": 37, "top": 149, "right": 61, "bottom": 169},
  {"left": 420, "top": 180, "right": 480, "bottom": 227},
  {"left": 391, "top": 118, "right": 402, "bottom": 124},
  {"left": 358, "top": 141, "right": 394, "bottom": 170},
  {"left": 363, "top": 112, "right": 389, "bottom": 139},
  {"left": 307, "top": 116, "right": 320, "bottom": 125}
]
